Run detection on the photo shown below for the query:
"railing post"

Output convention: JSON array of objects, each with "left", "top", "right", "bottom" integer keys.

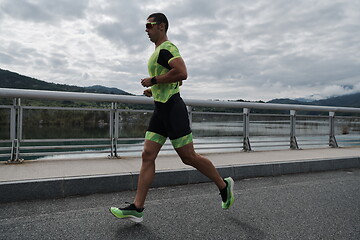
[
  {"left": 109, "top": 102, "right": 119, "bottom": 158},
  {"left": 187, "top": 106, "right": 192, "bottom": 128},
  {"left": 243, "top": 108, "right": 251, "bottom": 151},
  {"left": 114, "top": 103, "right": 119, "bottom": 157},
  {"left": 10, "top": 98, "right": 16, "bottom": 141},
  {"left": 329, "top": 111, "right": 338, "bottom": 148},
  {"left": 290, "top": 110, "right": 299, "bottom": 149},
  {"left": 8, "top": 98, "right": 23, "bottom": 163}
]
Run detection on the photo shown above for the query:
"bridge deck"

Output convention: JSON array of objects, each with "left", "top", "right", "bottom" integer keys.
[
  {"left": 0, "top": 147, "right": 359, "bottom": 203},
  {"left": 1, "top": 147, "right": 359, "bottom": 182}
]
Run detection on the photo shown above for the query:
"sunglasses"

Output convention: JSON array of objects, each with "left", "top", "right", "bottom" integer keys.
[{"left": 146, "top": 22, "right": 160, "bottom": 29}]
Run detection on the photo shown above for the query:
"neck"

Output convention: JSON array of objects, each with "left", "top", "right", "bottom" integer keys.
[{"left": 155, "top": 35, "right": 168, "bottom": 48}]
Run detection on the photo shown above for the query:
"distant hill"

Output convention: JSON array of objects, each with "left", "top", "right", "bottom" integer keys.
[
  {"left": 268, "top": 92, "right": 360, "bottom": 108},
  {"left": 1, "top": 68, "right": 359, "bottom": 109},
  {"left": 0, "top": 68, "right": 132, "bottom": 95}
]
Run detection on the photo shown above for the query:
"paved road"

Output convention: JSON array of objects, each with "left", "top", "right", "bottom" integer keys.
[{"left": 1, "top": 169, "right": 359, "bottom": 240}]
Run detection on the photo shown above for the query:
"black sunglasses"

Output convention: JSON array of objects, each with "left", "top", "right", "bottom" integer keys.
[{"left": 146, "top": 22, "right": 160, "bottom": 29}]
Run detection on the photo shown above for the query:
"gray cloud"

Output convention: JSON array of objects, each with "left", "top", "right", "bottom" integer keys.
[
  {"left": 0, "top": 52, "right": 16, "bottom": 65},
  {"left": 0, "top": 0, "right": 88, "bottom": 23},
  {"left": 0, "top": 0, "right": 359, "bottom": 101},
  {"left": 1, "top": 0, "right": 52, "bottom": 22}
]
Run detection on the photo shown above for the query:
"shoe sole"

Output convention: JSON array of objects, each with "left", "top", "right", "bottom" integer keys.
[
  {"left": 223, "top": 177, "right": 235, "bottom": 209},
  {"left": 109, "top": 208, "right": 143, "bottom": 223},
  {"left": 228, "top": 177, "right": 234, "bottom": 208}
]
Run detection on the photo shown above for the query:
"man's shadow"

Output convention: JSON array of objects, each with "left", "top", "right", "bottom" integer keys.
[
  {"left": 228, "top": 216, "right": 268, "bottom": 240},
  {"left": 116, "top": 223, "right": 159, "bottom": 240}
]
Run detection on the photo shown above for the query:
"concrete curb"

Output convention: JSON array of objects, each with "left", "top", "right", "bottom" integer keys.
[{"left": 0, "top": 157, "right": 359, "bottom": 203}]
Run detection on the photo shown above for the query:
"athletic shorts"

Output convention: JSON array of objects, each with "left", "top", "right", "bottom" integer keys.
[{"left": 145, "top": 93, "right": 193, "bottom": 148}]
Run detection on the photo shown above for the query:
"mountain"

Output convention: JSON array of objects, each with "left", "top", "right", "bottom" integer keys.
[
  {"left": 0, "top": 68, "right": 132, "bottom": 95},
  {"left": 312, "top": 93, "right": 360, "bottom": 108},
  {"left": 1, "top": 68, "right": 359, "bottom": 109},
  {"left": 268, "top": 92, "right": 360, "bottom": 108},
  {"left": 83, "top": 85, "right": 131, "bottom": 95}
]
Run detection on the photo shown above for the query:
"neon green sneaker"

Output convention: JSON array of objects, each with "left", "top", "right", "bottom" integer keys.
[
  {"left": 109, "top": 203, "right": 144, "bottom": 223},
  {"left": 221, "top": 177, "right": 235, "bottom": 209}
]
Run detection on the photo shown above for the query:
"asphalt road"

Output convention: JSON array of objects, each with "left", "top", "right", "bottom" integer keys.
[{"left": 1, "top": 169, "right": 359, "bottom": 240}]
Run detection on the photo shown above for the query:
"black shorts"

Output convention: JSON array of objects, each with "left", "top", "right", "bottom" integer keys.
[{"left": 145, "top": 93, "right": 193, "bottom": 148}]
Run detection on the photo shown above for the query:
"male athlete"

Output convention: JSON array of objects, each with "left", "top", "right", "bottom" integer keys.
[{"left": 110, "top": 13, "right": 234, "bottom": 223}]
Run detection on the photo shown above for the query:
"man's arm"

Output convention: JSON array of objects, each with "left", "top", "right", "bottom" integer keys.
[
  {"left": 141, "top": 57, "right": 187, "bottom": 87},
  {"left": 156, "top": 57, "right": 187, "bottom": 83}
]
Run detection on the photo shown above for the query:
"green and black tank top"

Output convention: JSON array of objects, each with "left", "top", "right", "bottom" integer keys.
[{"left": 148, "top": 41, "right": 182, "bottom": 103}]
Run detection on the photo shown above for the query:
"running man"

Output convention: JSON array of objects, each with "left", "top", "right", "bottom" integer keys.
[{"left": 110, "top": 13, "right": 234, "bottom": 223}]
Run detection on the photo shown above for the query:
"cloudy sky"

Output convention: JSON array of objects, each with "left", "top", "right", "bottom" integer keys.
[{"left": 0, "top": 0, "right": 359, "bottom": 101}]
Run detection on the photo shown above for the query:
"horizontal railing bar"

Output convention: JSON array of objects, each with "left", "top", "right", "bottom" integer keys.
[
  {"left": 251, "top": 113, "right": 291, "bottom": 117},
  {"left": 296, "top": 143, "right": 329, "bottom": 146},
  {"left": 0, "top": 147, "right": 12, "bottom": 151},
  {"left": 194, "top": 141, "right": 241, "bottom": 145},
  {"left": 117, "top": 138, "right": 144, "bottom": 141},
  {"left": 118, "top": 145, "right": 243, "bottom": 152},
  {"left": 1, "top": 88, "right": 360, "bottom": 113},
  {"left": 0, "top": 105, "right": 12, "bottom": 109},
  {"left": 22, "top": 106, "right": 110, "bottom": 111},
  {"left": 118, "top": 142, "right": 173, "bottom": 148},
  {"left": 295, "top": 143, "right": 327, "bottom": 146},
  {"left": 0, "top": 88, "right": 154, "bottom": 105},
  {"left": 296, "top": 121, "right": 329, "bottom": 124},
  {"left": 20, "top": 150, "right": 111, "bottom": 157},
  {"left": 335, "top": 116, "right": 360, "bottom": 119},
  {"left": 118, "top": 149, "right": 153, "bottom": 153},
  {"left": 297, "top": 140, "right": 328, "bottom": 143},
  {"left": 20, "top": 144, "right": 111, "bottom": 150},
  {"left": 250, "top": 144, "right": 289, "bottom": 148},
  {"left": 295, "top": 135, "right": 328, "bottom": 137},
  {"left": 192, "top": 111, "right": 242, "bottom": 116},
  {"left": 250, "top": 121, "right": 290, "bottom": 124},
  {"left": 297, "top": 115, "right": 329, "bottom": 118},
  {"left": 118, "top": 109, "right": 153, "bottom": 113},
  {"left": 250, "top": 140, "right": 288, "bottom": 144},
  {"left": 196, "top": 145, "right": 242, "bottom": 148},
  {"left": 117, "top": 143, "right": 144, "bottom": 147},
  {"left": 21, "top": 138, "right": 110, "bottom": 143},
  {"left": 337, "top": 139, "right": 360, "bottom": 142},
  {"left": 338, "top": 142, "right": 360, "bottom": 145},
  {"left": 195, "top": 145, "right": 244, "bottom": 150}
]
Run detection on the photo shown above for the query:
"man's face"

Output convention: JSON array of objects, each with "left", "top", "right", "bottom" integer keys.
[{"left": 145, "top": 17, "right": 160, "bottom": 43}]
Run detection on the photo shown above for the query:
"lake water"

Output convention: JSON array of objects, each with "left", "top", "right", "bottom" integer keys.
[{"left": 1, "top": 114, "right": 359, "bottom": 161}]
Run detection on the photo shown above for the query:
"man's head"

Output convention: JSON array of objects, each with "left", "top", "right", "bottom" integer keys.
[
  {"left": 146, "top": 13, "right": 169, "bottom": 44},
  {"left": 147, "top": 13, "right": 169, "bottom": 33}
]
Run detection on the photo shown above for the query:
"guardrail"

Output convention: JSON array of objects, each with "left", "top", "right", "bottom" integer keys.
[{"left": 1, "top": 88, "right": 360, "bottom": 163}]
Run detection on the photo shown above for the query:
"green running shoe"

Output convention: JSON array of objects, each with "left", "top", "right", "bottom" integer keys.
[
  {"left": 221, "top": 177, "right": 235, "bottom": 209},
  {"left": 109, "top": 203, "right": 144, "bottom": 223}
]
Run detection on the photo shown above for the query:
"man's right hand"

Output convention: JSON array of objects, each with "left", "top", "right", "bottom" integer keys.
[{"left": 143, "top": 88, "right": 152, "bottom": 97}]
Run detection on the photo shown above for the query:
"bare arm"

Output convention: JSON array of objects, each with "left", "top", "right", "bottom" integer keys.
[{"left": 141, "top": 57, "right": 187, "bottom": 87}]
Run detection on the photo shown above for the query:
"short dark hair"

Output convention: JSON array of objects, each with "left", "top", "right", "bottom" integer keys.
[{"left": 147, "top": 13, "right": 169, "bottom": 32}]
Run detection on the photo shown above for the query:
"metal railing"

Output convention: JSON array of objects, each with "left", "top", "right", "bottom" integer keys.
[{"left": 1, "top": 88, "right": 360, "bottom": 163}]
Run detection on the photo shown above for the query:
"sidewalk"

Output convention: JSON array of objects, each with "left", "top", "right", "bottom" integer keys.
[{"left": 0, "top": 147, "right": 359, "bottom": 203}]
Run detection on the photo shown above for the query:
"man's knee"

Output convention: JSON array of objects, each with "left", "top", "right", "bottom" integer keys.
[
  {"left": 142, "top": 140, "right": 162, "bottom": 162},
  {"left": 142, "top": 148, "right": 154, "bottom": 161},
  {"left": 142, "top": 145, "right": 159, "bottom": 163},
  {"left": 179, "top": 152, "right": 198, "bottom": 166}
]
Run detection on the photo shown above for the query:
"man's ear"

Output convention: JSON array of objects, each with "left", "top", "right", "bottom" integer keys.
[{"left": 159, "top": 22, "right": 166, "bottom": 31}]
